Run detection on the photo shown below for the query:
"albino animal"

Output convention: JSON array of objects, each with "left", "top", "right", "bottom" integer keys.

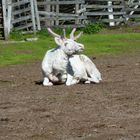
[
  {"left": 41, "top": 28, "right": 84, "bottom": 86},
  {"left": 42, "top": 28, "right": 102, "bottom": 86},
  {"left": 66, "top": 54, "right": 102, "bottom": 86}
]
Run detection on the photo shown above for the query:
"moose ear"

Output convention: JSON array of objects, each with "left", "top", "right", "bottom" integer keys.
[{"left": 54, "top": 37, "right": 63, "bottom": 46}]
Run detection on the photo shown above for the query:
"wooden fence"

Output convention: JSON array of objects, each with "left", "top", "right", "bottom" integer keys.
[
  {"left": 1, "top": 0, "right": 140, "bottom": 39},
  {"left": 1, "top": 0, "right": 7, "bottom": 39},
  {"left": 85, "top": 0, "right": 126, "bottom": 26},
  {"left": 0, "top": 1, "right": 4, "bottom": 39},
  {"left": 125, "top": 0, "right": 140, "bottom": 24},
  {"left": 85, "top": 0, "right": 140, "bottom": 26},
  {"left": 11, "top": 0, "right": 40, "bottom": 31},
  {"left": 37, "top": 0, "right": 86, "bottom": 28}
]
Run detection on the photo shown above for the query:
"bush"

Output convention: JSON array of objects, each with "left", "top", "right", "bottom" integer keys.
[
  {"left": 9, "top": 23, "right": 104, "bottom": 41},
  {"left": 10, "top": 30, "right": 24, "bottom": 40},
  {"left": 10, "top": 29, "right": 36, "bottom": 41},
  {"left": 82, "top": 23, "right": 104, "bottom": 34}
]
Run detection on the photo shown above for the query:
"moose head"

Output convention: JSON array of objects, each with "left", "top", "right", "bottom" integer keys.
[{"left": 47, "top": 28, "right": 84, "bottom": 55}]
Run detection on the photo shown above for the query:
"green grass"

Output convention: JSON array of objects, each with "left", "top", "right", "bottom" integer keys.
[
  {"left": 0, "top": 32, "right": 140, "bottom": 66},
  {"left": 0, "top": 38, "right": 55, "bottom": 66},
  {"left": 79, "top": 33, "right": 140, "bottom": 55}
]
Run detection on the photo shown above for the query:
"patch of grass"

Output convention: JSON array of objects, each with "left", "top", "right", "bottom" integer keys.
[
  {"left": 0, "top": 31, "right": 140, "bottom": 66},
  {"left": 0, "top": 39, "right": 55, "bottom": 66},
  {"left": 79, "top": 33, "right": 140, "bottom": 55}
]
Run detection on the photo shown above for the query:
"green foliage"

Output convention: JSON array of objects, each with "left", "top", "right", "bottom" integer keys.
[
  {"left": 36, "top": 29, "right": 50, "bottom": 39},
  {"left": 79, "top": 33, "right": 140, "bottom": 55},
  {"left": 0, "top": 39, "right": 55, "bottom": 66},
  {"left": 36, "top": 27, "right": 74, "bottom": 38},
  {"left": 10, "top": 30, "right": 24, "bottom": 40},
  {"left": 0, "top": 26, "right": 140, "bottom": 66},
  {"left": 9, "top": 28, "right": 71, "bottom": 42},
  {"left": 82, "top": 23, "right": 104, "bottom": 34},
  {"left": 10, "top": 29, "right": 36, "bottom": 41}
]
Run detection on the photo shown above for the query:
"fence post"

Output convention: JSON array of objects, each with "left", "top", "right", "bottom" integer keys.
[
  {"left": 2, "top": 0, "right": 8, "bottom": 40},
  {"left": 46, "top": 0, "right": 51, "bottom": 26},
  {"left": 56, "top": 0, "right": 59, "bottom": 26},
  {"left": 34, "top": 0, "right": 41, "bottom": 30},
  {"left": 122, "top": 0, "right": 127, "bottom": 24},
  {"left": 51, "top": 4, "right": 55, "bottom": 26},
  {"left": 75, "top": 0, "right": 79, "bottom": 25},
  {"left": 108, "top": 1, "right": 115, "bottom": 26},
  {"left": 30, "top": 0, "right": 36, "bottom": 33},
  {"left": 7, "top": 0, "right": 12, "bottom": 34}
]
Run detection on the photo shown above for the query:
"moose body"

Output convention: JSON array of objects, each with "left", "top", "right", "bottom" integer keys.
[
  {"left": 41, "top": 28, "right": 84, "bottom": 86},
  {"left": 66, "top": 54, "right": 102, "bottom": 86},
  {"left": 41, "top": 28, "right": 102, "bottom": 86}
]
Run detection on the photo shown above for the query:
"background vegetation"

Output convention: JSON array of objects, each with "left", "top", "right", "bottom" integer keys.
[{"left": 0, "top": 24, "right": 140, "bottom": 66}]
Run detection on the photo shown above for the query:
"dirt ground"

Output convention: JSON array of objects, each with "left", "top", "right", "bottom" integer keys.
[{"left": 0, "top": 54, "right": 140, "bottom": 140}]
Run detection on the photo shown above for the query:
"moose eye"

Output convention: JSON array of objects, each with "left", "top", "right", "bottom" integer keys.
[{"left": 64, "top": 43, "right": 68, "bottom": 46}]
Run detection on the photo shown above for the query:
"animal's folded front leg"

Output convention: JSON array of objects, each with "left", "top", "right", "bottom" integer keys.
[
  {"left": 43, "top": 74, "right": 59, "bottom": 86},
  {"left": 48, "top": 73, "right": 59, "bottom": 82},
  {"left": 66, "top": 74, "right": 80, "bottom": 86},
  {"left": 43, "top": 77, "right": 53, "bottom": 86}
]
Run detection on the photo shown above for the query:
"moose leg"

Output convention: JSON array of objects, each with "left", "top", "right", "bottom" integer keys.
[
  {"left": 88, "top": 76, "right": 100, "bottom": 83},
  {"left": 66, "top": 74, "right": 79, "bottom": 86},
  {"left": 43, "top": 77, "right": 53, "bottom": 86},
  {"left": 57, "top": 73, "right": 67, "bottom": 83},
  {"left": 48, "top": 73, "right": 59, "bottom": 82},
  {"left": 84, "top": 80, "right": 91, "bottom": 84}
]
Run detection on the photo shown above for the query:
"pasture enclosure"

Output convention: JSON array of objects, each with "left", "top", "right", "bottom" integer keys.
[{"left": 1, "top": 0, "right": 140, "bottom": 39}]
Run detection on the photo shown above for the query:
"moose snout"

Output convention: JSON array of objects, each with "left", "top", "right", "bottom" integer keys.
[{"left": 79, "top": 44, "right": 84, "bottom": 51}]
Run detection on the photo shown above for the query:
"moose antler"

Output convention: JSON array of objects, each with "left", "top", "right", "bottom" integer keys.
[
  {"left": 70, "top": 28, "right": 76, "bottom": 40},
  {"left": 70, "top": 28, "right": 83, "bottom": 40},
  {"left": 74, "top": 31, "right": 83, "bottom": 40},
  {"left": 47, "top": 28, "right": 60, "bottom": 38},
  {"left": 47, "top": 27, "right": 83, "bottom": 40},
  {"left": 63, "top": 28, "right": 66, "bottom": 38}
]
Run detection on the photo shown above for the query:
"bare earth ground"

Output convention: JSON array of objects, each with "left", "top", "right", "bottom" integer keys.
[{"left": 0, "top": 54, "right": 140, "bottom": 140}]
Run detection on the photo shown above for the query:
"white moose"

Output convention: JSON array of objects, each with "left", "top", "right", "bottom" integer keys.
[
  {"left": 41, "top": 28, "right": 84, "bottom": 86},
  {"left": 41, "top": 28, "right": 102, "bottom": 86}
]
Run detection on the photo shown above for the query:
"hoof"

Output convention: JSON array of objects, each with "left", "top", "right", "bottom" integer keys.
[
  {"left": 43, "top": 82, "right": 53, "bottom": 86},
  {"left": 85, "top": 81, "right": 91, "bottom": 84}
]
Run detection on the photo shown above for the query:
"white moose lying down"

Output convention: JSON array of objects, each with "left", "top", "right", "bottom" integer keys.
[{"left": 41, "top": 28, "right": 102, "bottom": 86}]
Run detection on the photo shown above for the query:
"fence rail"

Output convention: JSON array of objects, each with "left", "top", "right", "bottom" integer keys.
[
  {"left": 37, "top": 0, "right": 86, "bottom": 28},
  {"left": 11, "top": 0, "right": 36, "bottom": 32}
]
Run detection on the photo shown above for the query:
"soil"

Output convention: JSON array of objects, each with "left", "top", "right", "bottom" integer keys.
[{"left": 0, "top": 54, "right": 140, "bottom": 140}]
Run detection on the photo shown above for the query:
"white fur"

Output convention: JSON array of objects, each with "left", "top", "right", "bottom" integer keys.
[
  {"left": 41, "top": 37, "right": 84, "bottom": 86},
  {"left": 42, "top": 28, "right": 101, "bottom": 86},
  {"left": 66, "top": 54, "right": 102, "bottom": 86}
]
